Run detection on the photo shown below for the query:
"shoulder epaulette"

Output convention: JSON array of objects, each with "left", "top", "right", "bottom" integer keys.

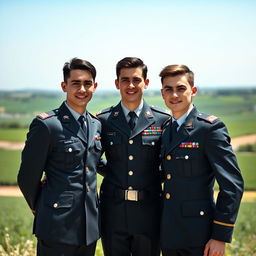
[
  {"left": 96, "top": 106, "right": 113, "bottom": 116},
  {"left": 197, "top": 112, "right": 219, "bottom": 123},
  {"left": 150, "top": 105, "right": 171, "bottom": 116},
  {"left": 37, "top": 110, "right": 56, "bottom": 120}
]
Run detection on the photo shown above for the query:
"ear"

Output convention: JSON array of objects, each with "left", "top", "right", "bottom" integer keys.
[
  {"left": 92, "top": 82, "right": 98, "bottom": 92},
  {"left": 192, "top": 86, "right": 197, "bottom": 97},
  {"left": 115, "top": 79, "right": 120, "bottom": 90},
  {"left": 61, "top": 82, "right": 67, "bottom": 92},
  {"left": 144, "top": 79, "right": 149, "bottom": 89}
]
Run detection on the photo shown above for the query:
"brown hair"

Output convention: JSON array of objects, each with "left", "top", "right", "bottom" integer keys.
[
  {"left": 159, "top": 64, "right": 194, "bottom": 87},
  {"left": 63, "top": 57, "right": 96, "bottom": 82},
  {"left": 116, "top": 57, "right": 148, "bottom": 80}
]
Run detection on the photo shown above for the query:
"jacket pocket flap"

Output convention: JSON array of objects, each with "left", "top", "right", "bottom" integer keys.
[
  {"left": 45, "top": 192, "right": 74, "bottom": 209},
  {"left": 142, "top": 135, "right": 160, "bottom": 146},
  {"left": 182, "top": 200, "right": 212, "bottom": 217}
]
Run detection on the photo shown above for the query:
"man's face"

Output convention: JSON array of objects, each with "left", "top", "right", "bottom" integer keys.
[
  {"left": 61, "top": 69, "right": 97, "bottom": 114},
  {"left": 115, "top": 67, "right": 149, "bottom": 108},
  {"left": 161, "top": 74, "right": 197, "bottom": 119}
]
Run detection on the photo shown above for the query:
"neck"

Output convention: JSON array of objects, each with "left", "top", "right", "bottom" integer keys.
[
  {"left": 121, "top": 101, "right": 141, "bottom": 111},
  {"left": 66, "top": 101, "right": 87, "bottom": 115},
  {"left": 172, "top": 104, "right": 193, "bottom": 120}
]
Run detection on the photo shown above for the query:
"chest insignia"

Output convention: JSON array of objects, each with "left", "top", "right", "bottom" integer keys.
[
  {"left": 142, "top": 126, "right": 162, "bottom": 135},
  {"left": 179, "top": 142, "right": 199, "bottom": 148}
]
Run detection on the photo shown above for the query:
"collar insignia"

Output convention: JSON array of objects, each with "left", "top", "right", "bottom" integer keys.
[
  {"left": 63, "top": 115, "right": 70, "bottom": 120},
  {"left": 113, "top": 111, "right": 119, "bottom": 117},
  {"left": 145, "top": 111, "right": 153, "bottom": 117}
]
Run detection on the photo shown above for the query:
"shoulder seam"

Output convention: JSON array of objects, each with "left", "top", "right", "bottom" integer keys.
[{"left": 150, "top": 106, "right": 171, "bottom": 116}]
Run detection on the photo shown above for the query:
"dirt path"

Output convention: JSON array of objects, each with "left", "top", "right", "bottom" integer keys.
[
  {"left": 0, "top": 141, "right": 24, "bottom": 150},
  {"left": 231, "top": 134, "right": 256, "bottom": 150},
  {"left": 0, "top": 135, "right": 256, "bottom": 199},
  {"left": 0, "top": 186, "right": 255, "bottom": 201}
]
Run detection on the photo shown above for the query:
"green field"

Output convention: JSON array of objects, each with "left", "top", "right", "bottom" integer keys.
[
  {"left": 1, "top": 90, "right": 256, "bottom": 137},
  {"left": 0, "top": 128, "right": 27, "bottom": 142},
  {"left": 0, "top": 148, "right": 255, "bottom": 190},
  {"left": 0, "top": 197, "right": 255, "bottom": 256},
  {"left": 237, "top": 153, "right": 256, "bottom": 190}
]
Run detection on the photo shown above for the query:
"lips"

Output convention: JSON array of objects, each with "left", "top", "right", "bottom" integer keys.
[
  {"left": 170, "top": 100, "right": 182, "bottom": 104},
  {"left": 126, "top": 90, "right": 136, "bottom": 95},
  {"left": 76, "top": 94, "right": 88, "bottom": 99}
]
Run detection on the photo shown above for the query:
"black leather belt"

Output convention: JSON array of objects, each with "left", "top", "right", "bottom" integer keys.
[{"left": 101, "top": 185, "right": 161, "bottom": 201}]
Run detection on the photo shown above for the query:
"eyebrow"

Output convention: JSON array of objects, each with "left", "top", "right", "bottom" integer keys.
[
  {"left": 163, "top": 84, "right": 186, "bottom": 88},
  {"left": 71, "top": 79, "right": 92, "bottom": 83}
]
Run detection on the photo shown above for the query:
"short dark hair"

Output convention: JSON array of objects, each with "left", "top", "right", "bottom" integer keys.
[
  {"left": 159, "top": 64, "right": 194, "bottom": 87},
  {"left": 63, "top": 58, "right": 96, "bottom": 82},
  {"left": 116, "top": 57, "right": 148, "bottom": 80}
]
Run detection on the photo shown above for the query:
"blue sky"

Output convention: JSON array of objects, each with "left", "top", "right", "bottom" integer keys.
[{"left": 0, "top": 0, "right": 256, "bottom": 91}]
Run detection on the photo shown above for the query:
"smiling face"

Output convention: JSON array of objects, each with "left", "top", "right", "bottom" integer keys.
[
  {"left": 61, "top": 69, "right": 97, "bottom": 114},
  {"left": 161, "top": 74, "right": 197, "bottom": 119},
  {"left": 115, "top": 67, "right": 149, "bottom": 110}
]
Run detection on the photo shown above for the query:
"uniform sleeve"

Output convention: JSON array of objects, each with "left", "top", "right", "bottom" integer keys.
[
  {"left": 17, "top": 118, "right": 51, "bottom": 212},
  {"left": 205, "top": 120, "right": 244, "bottom": 242}
]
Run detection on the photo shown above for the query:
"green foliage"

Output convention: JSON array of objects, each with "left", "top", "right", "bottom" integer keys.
[
  {"left": 0, "top": 129, "right": 28, "bottom": 142},
  {"left": 0, "top": 197, "right": 35, "bottom": 247},
  {"left": 238, "top": 143, "right": 256, "bottom": 152},
  {"left": 0, "top": 197, "right": 255, "bottom": 255},
  {"left": 236, "top": 153, "right": 256, "bottom": 190},
  {"left": 0, "top": 150, "right": 21, "bottom": 185},
  {"left": 0, "top": 197, "right": 103, "bottom": 255},
  {"left": 226, "top": 202, "right": 256, "bottom": 256}
]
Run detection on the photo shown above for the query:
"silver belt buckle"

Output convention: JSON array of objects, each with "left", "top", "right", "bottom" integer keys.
[{"left": 125, "top": 189, "right": 138, "bottom": 201}]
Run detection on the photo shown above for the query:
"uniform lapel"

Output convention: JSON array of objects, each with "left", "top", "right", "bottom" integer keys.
[
  {"left": 109, "top": 103, "right": 131, "bottom": 137},
  {"left": 130, "top": 101, "right": 155, "bottom": 138},
  {"left": 87, "top": 114, "right": 97, "bottom": 148},
  {"left": 165, "top": 107, "right": 197, "bottom": 153},
  {"left": 59, "top": 103, "right": 87, "bottom": 144}
]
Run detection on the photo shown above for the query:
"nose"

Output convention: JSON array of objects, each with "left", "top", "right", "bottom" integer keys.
[
  {"left": 128, "top": 82, "right": 135, "bottom": 88},
  {"left": 79, "top": 85, "right": 87, "bottom": 92},
  {"left": 172, "top": 90, "right": 178, "bottom": 97}
]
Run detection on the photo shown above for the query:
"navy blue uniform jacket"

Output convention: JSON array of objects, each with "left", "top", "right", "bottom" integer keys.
[
  {"left": 97, "top": 101, "right": 170, "bottom": 238},
  {"left": 18, "top": 102, "right": 102, "bottom": 246},
  {"left": 160, "top": 106, "right": 244, "bottom": 249}
]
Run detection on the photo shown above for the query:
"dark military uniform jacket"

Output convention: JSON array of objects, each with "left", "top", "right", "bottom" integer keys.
[
  {"left": 18, "top": 102, "right": 102, "bottom": 246},
  {"left": 160, "top": 106, "right": 244, "bottom": 249},
  {"left": 97, "top": 101, "right": 170, "bottom": 238}
]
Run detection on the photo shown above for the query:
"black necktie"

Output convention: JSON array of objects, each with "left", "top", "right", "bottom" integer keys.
[
  {"left": 78, "top": 115, "right": 87, "bottom": 134},
  {"left": 128, "top": 111, "right": 136, "bottom": 130},
  {"left": 171, "top": 121, "right": 179, "bottom": 139}
]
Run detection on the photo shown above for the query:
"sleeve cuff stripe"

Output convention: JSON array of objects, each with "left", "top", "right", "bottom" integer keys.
[{"left": 213, "top": 220, "right": 234, "bottom": 227}]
